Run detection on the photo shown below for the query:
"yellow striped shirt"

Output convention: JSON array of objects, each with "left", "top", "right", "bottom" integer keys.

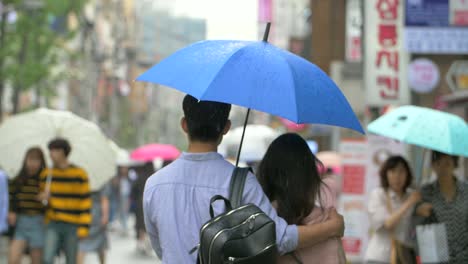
[
  {"left": 40, "top": 165, "right": 92, "bottom": 238},
  {"left": 9, "top": 175, "right": 45, "bottom": 215}
]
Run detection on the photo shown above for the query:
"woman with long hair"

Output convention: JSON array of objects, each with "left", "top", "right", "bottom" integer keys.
[
  {"left": 257, "top": 133, "right": 346, "bottom": 263},
  {"left": 8, "top": 147, "right": 47, "bottom": 264}
]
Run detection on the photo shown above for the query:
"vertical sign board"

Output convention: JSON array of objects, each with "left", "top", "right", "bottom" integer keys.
[
  {"left": 365, "top": 0, "right": 410, "bottom": 106},
  {"left": 346, "top": 0, "right": 363, "bottom": 62},
  {"left": 339, "top": 139, "right": 368, "bottom": 262}
]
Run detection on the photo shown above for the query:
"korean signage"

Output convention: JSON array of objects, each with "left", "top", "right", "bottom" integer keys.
[
  {"left": 405, "top": 0, "right": 468, "bottom": 53},
  {"left": 364, "top": 0, "right": 410, "bottom": 106},
  {"left": 346, "top": 0, "right": 363, "bottom": 62},
  {"left": 408, "top": 58, "right": 440, "bottom": 93},
  {"left": 339, "top": 139, "right": 368, "bottom": 262}
]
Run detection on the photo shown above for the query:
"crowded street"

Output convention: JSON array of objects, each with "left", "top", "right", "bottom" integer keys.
[{"left": 0, "top": 0, "right": 467, "bottom": 264}]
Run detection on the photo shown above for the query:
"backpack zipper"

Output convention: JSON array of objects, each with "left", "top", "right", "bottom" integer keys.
[
  {"left": 227, "top": 243, "right": 276, "bottom": 263},
  {"left": 208, "top": 212, "right": 265, "bottom": 264}
]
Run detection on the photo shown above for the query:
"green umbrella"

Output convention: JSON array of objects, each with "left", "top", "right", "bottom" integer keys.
[{"left": 367, "top": 105, "right": 468, "bottom": 157}]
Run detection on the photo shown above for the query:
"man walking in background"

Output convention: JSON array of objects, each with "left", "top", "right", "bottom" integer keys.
[{"left": 38, "top": 138, "right": 92, "bottom": 264}]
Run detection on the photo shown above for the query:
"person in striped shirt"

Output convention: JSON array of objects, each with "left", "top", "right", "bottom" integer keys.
[
  {"left": 8, "top": 147, "right": 46, "bottom": 264},
  {"left": 38, "top": 138, "right": 92, "bottom": 264}
]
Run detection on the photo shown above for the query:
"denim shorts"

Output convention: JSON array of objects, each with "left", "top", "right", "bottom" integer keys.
[{"left": 14, "top": 215, "right": 45, "bottom": 249}]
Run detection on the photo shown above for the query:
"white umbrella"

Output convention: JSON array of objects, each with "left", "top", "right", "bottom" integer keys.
[
  {"left": 219, "top": 124, "right": 280, "bottom": 162},
  {"left": 108, "top": 140, "right": 142, "bottom": 167},
  {"left": 0, "top": 108, "right": 116, "bottom": 190}
]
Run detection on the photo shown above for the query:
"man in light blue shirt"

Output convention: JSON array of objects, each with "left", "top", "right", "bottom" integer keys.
[
  {"left": 143, "top": 95, "right": 344, "bottom": 263},
  {"left": 0, "top": 169, "right": 8, "bottom": 234}
]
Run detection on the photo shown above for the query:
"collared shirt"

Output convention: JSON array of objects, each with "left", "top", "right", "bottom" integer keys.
[
  {"left": 143, "top": 152, "right": 298, "bottom": 264},
  {"left": 420, "top": 178, "right": 468, "bottom": 263},
  {"left": 365, "top": 187, "right": 415, "bottom": 262},
  {"left": 0, "top": 170, "right": 9, "bottom": 233}
]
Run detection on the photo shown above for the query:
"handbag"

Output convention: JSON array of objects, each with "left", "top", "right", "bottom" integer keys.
[
  {"left": 385, "top": 191, "right": 416, "bottom": 264},
  {"left": 416, "top": 223, "right": 449, "bottom": 263}
]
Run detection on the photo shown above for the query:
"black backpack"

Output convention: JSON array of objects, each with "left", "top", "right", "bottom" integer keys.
[{"left": 193, "top": 167, "right": 278, "bottom": 264}]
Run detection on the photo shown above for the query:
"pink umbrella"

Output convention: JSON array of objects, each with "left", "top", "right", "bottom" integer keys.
[{"left": 130, "top": 144, "right": 181, "bottom": 162}]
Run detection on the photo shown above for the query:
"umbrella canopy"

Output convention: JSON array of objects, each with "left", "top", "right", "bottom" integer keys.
[
  {"left": 137, "top": 39, "right": 363, "bottom": 134},
  {"left": 367, "top": 105, "right": 468, "bottom": 157},
  {"left": 130, "top": 144, "right": 181, "bottom": 162},
  {"left": 219, "top": 125, "right": 279, "bottom": 162},
  {"left": 0, "top": 108, "right": 116, "bottom": 190}
]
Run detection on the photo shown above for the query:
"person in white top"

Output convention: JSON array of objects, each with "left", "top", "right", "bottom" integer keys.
[{"left": 365, "top": 156, "right": 421, "bottom": 264}]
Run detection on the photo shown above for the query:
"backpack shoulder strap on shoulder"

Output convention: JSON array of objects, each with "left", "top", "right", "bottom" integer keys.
[{"left": 229, "top": 167, "right": 250, "bottom": 208}]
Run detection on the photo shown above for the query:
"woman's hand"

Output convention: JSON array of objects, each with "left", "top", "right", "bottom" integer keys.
[
  {"left": 8, "top": 212, "right": 16, "bottom": 226},
  {"left": 416, "top": 202, "right": 433, "bottom": 217},
  {"left": 408, "top": 191, "right": 422, "bottom": 205}
]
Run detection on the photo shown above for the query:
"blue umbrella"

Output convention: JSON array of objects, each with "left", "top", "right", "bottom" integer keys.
[
  {"left": 137, "top": 26, "right": 363, "bottom": 134},
  {"left": 137, "top": 23, "right": 363, "bottom": 164}
]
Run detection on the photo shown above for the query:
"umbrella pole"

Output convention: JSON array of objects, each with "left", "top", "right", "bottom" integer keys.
[
  {"left": 415, "top": 148, "right": 429, "bottom": 188},
  {"left": 234, "top": 22, "right": 271, "bottom": 167},
  {"left": 235, "top": 108, "right": 251, "bottom": 167}
]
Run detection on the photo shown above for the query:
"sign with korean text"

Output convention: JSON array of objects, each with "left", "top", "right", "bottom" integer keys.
[
  {"left": 365, "top": 0, "right": 410, "bottom": 106},
  {"left": 405, "top": 0, "right": 468, "bottom": 53},
  {"left": 346, "top": 0, "right": 363, "bottom": 62}
]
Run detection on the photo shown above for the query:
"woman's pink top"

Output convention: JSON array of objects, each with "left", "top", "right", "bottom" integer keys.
[{"left": 277, "top": 176, "right": 346, "bottom": 264}]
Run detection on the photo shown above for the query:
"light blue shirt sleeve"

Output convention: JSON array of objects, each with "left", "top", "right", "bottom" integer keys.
[
  {"left": 0, "top": 171, "right": 8, "bottom": 233},
  {"left": 143, "top": 185, "right": 163, "bottom": 258},
  {"left": 242, "top": 172, "right": 298, "bottom": 254}
]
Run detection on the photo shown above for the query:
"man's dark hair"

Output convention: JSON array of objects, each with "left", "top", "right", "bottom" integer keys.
[
  {"left": 48, "top": 138, "right": 72, "bottom": 157},
  {"left": 431, "top": 150, "right": 459, "bottom": 167},
  {"left": 182, "top": 95, "right": 231, "bottom": 142}
]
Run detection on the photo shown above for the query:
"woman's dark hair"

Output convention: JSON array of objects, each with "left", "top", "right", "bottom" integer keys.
[
  {"left": 379, "top": 155, "right": 413, "bottom": 191},
  {"left": 257, "top": 133, "right": 324, "bottom": 225},
  {"left": 431, "top": 150, "right": 459, "bottom": 167},
  {"left": 182, "top": 95, "right": 231, "bottom": 142},
  {"left": 48, "top": 138, "right": 72, "bottom": 157},
  {"left": 14, "top": 147, "right": 46, "bottom": 187}
]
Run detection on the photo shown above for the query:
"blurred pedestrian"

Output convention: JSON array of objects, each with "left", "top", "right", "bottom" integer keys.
[
  {"left": 415, "top": 151, "right": 468, "bottom": 263},
  {"left": 118, "top": 166, "right": 131, "bottom": 236},
  {"left": 77, "top": 184, "right": 111, "bottom": 264},
  {"left": 365, "top": 156, "right": 419, "bottom": 264},
  {"left": 7, "top": 147, "right": 46, "bottom": 264},
  {"left": 0, "top": 168, "right": 8, "bottom": 264},
  {"left": 257, "top": 133, "right": 347, "bottom": 263},
  {"left": 132, "top": 162, "right": 153, "bottom": 255},
  {"left": 38, "top": 138, "right": 92, "bottom": 264},
  {"left": 107, "top": 175, "right": 119, "bottom": 229}
]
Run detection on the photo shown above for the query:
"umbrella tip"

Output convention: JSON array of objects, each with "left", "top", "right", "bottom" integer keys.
[{"left": 263, "top": 22, "right": 271, "bottom": 42}]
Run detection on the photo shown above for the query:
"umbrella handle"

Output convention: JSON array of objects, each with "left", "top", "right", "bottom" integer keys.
[
  {"left": 42, "top": 172, "right": 52, "bottom": 206},
  {"left": 235, "top": 108, "right": 251, "bottom": 167}
]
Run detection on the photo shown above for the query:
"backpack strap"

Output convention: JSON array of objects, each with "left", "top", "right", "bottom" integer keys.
[{"left": 229, "top": 167, "right": 250, "bottom": 208}]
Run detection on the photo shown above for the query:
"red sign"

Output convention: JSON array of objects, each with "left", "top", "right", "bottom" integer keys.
[
  {"left": 342, "top": 238, "right": 362, "bottom": 254},
  {"left": 342, "top": 165, "right": 366, "bottom": 194}
]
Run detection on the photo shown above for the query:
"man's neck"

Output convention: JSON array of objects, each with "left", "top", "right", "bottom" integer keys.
[
  {"left": 54, "top": 160, "right": 70, "bottom": 169},
  {"left": 187, "top": 141, "right": 218, "bottom": 153}
]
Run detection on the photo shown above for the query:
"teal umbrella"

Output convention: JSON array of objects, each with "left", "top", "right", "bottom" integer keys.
[{"left": 367, "top": 105, "right": 468, "bottom": 157}]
